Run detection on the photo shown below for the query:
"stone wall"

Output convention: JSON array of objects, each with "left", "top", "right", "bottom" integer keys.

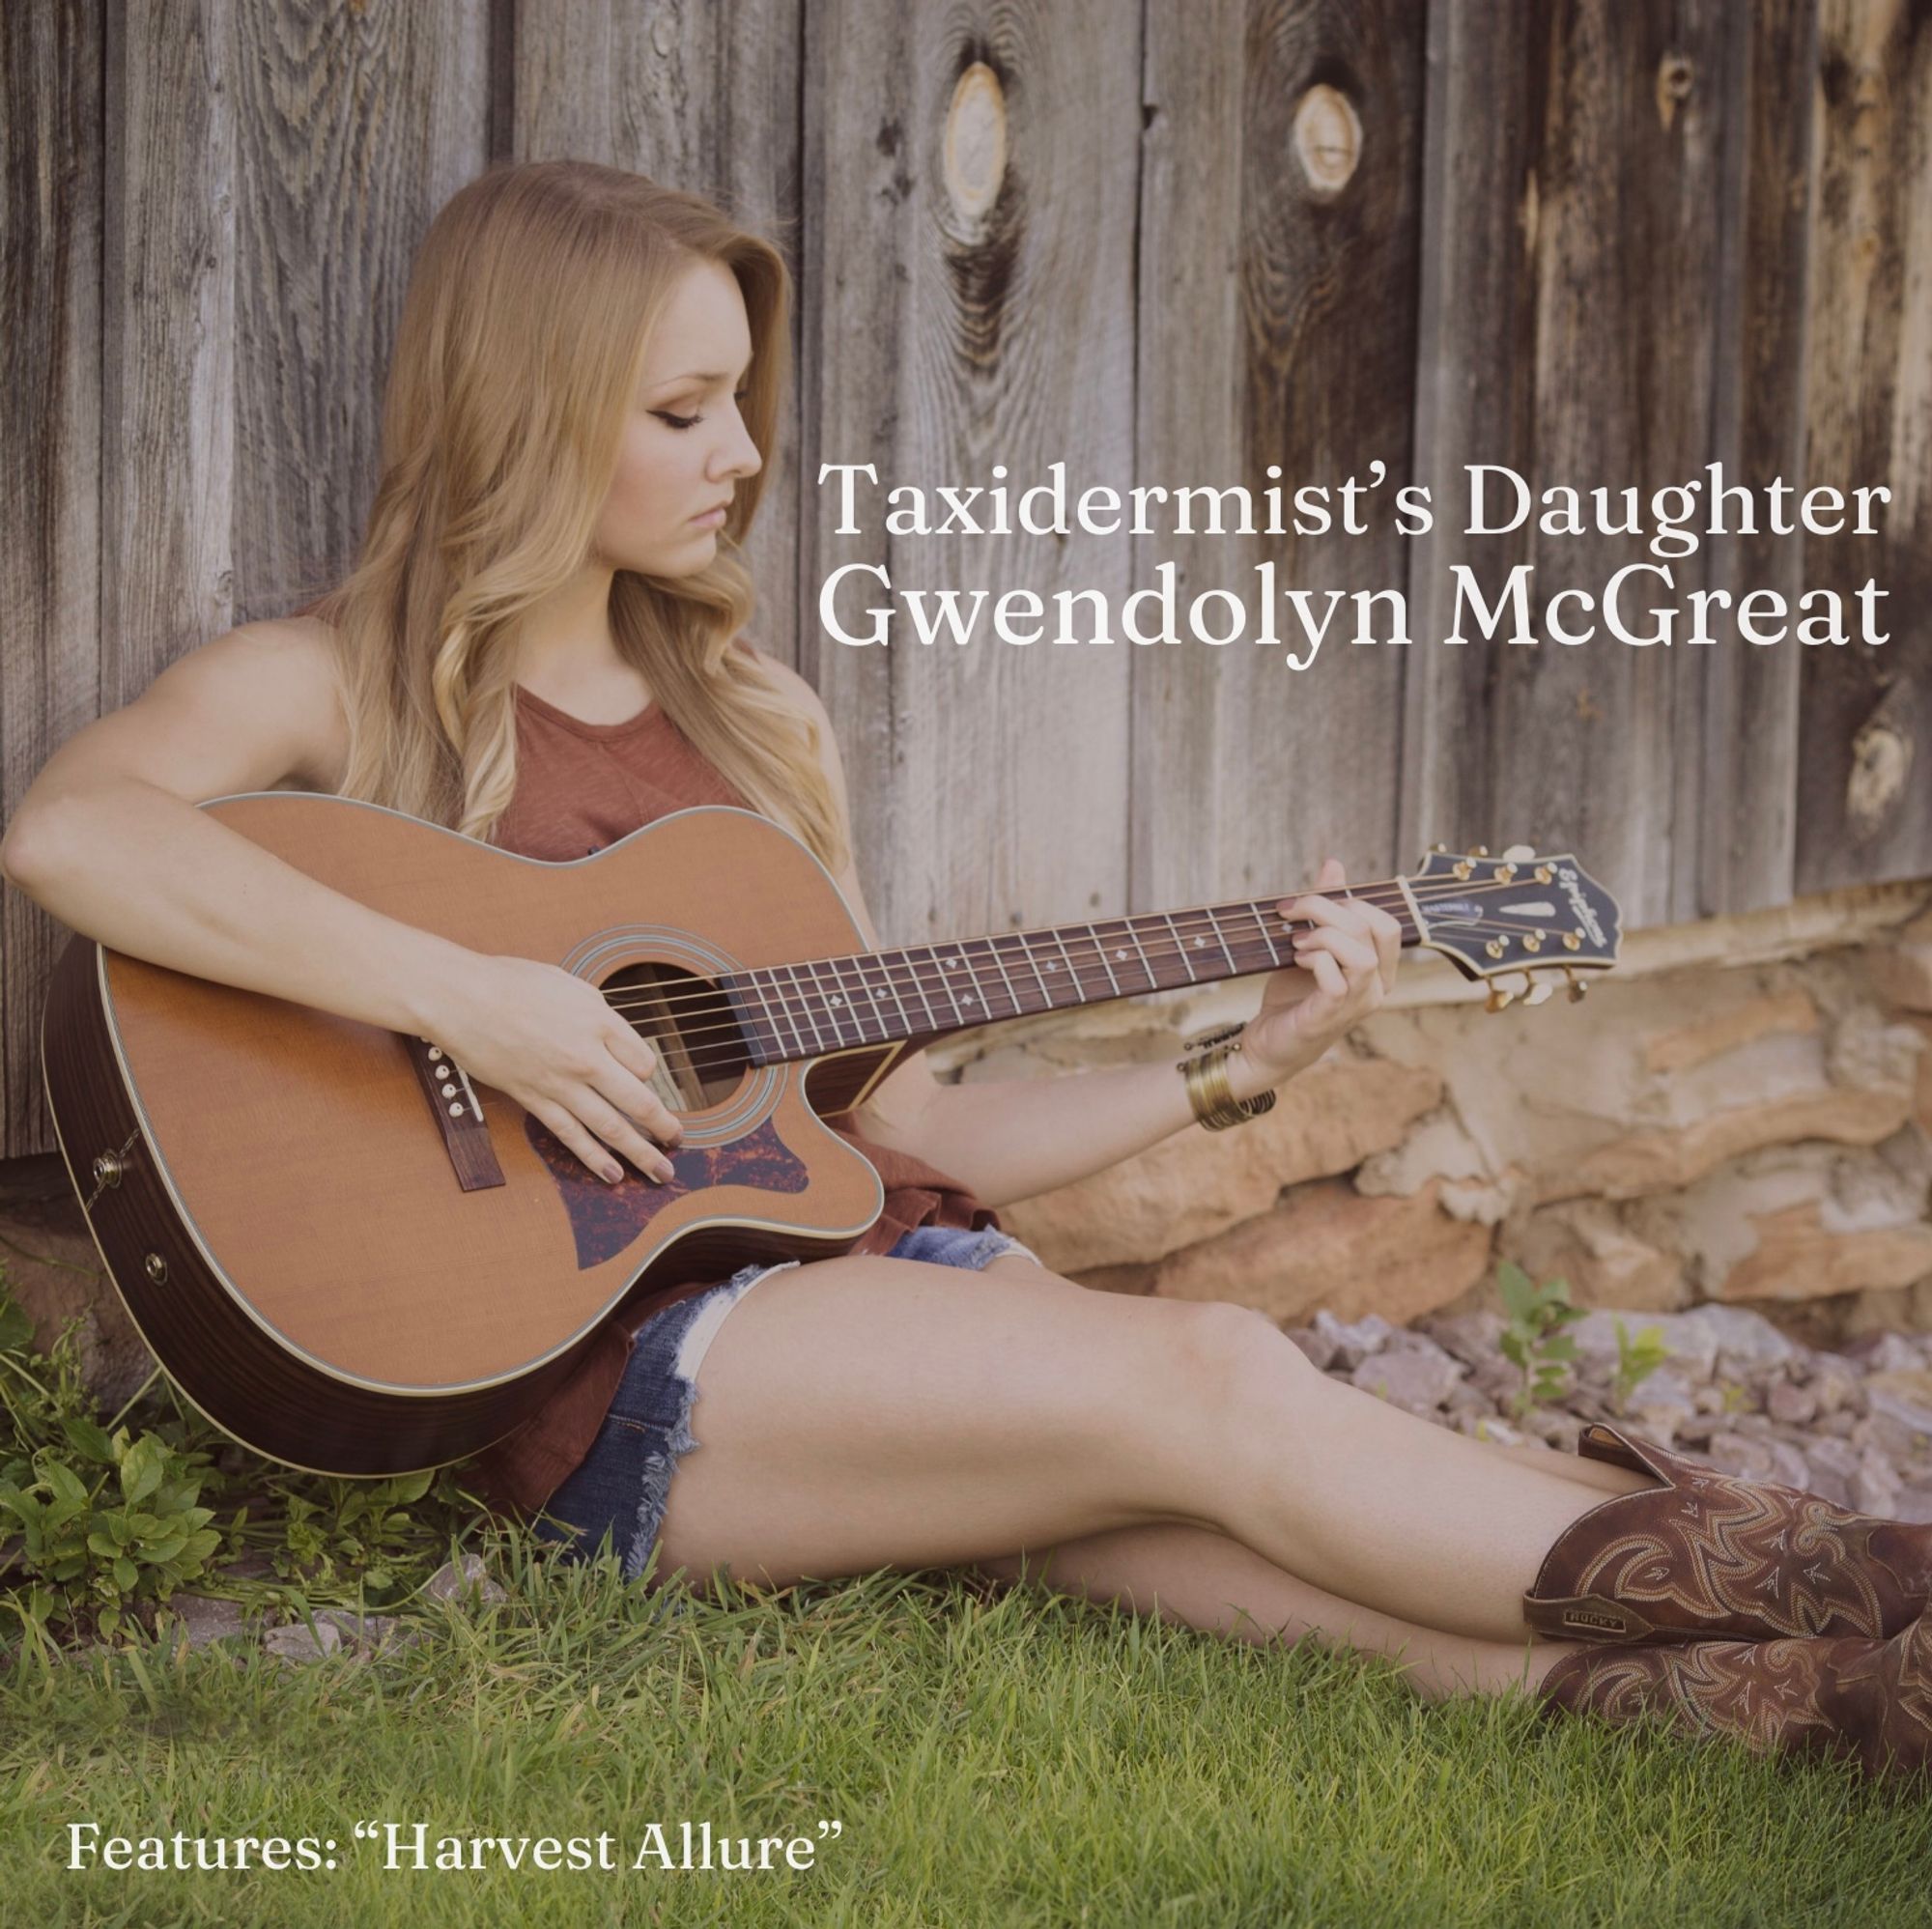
[{"left": 983, "top": 878, "right": 1932, "bottom": 1351}]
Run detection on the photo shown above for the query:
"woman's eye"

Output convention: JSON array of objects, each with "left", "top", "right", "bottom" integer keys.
[{"left": 653, "top": 389, "right": 751, "bottom": 433}]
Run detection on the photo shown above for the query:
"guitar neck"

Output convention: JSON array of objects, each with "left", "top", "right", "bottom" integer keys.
[{"left": 724, "top": 885, "right": 1417, "bottom": 1066}]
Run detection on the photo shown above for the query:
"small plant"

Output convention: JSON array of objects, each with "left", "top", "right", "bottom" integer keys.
[
  {"left": 0, "top": 1270, "right": 476, "bottom": 1648},
  {"left": 1610, "top": 1317, "right": 1672, "bottom": 1409},
  {"left": 1496, "top": 1260, "right": 1586, "bottom": 1420},
  {"left": 0, "top": 1293, "right": 226, "bottom": 1638}
]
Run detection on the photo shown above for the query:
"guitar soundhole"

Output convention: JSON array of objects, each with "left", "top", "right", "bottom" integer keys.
[{"left": 599, "top": 961, "right": 754, "bottom": 1112}]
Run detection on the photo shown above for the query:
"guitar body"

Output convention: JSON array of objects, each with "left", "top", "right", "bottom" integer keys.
[{"left": 42, "top": 795, "right": 912, "bottom": 1476}]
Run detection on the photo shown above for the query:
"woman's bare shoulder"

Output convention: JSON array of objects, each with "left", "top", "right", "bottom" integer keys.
[
  {"left": 215, "top": 614, "right": 354, "bottom": 787},
  {"left": 100, "top": 613, "right": 355, "bottom": 799}
]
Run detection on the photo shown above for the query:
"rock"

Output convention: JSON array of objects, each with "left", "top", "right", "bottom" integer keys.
[
  {"left": 1892, "top": 1485, "right": 1932, "bottom": 1525},
  {"left": 1510, "top": 1202, "right": 1686, "bottom": 1310},
  {"left": 1416, "top": 1309, "right": 1506, "bottom": 1369},
  {"left": 1868, "top": 937, "right": 1932, "bottom": 1012},
  {"left": 1695, "top": 1304, "right": 1798, "bottom": 1379},
  {"left": 1310, "top": 1310, "right": 1395, "bottom": 1372},
  {"left": 1855, "top": 1448, "right": 1903, "bottom": 1518},
  {"left": 1149, "top": 1177, "right": 1492, "bottom": 1329},
  {"left": 1763, "top": 1441, "right": 1814, "bottom": 1491},
  {"left": 1806, "top": 1359, "right": 1865, "bottom": 1417},
  {"left": 1716, "top": 1198, "right": 1932, "bottom": 1302},
  {"left": 1767, "top": 1380, "right": 1819, "bottom": 1427},
  {"left": 1569, "top": 1309, "right": 1719, "bottom": 1385},
  {"left": 1800, "top": 1435, "right": 1861, "bottom": 1507},
  {"left": 1523, "top": 1408, "right": 1584, "bottom": 1454},
  {"left": 314, "top": 1609, "right": 420, "bottom": 1657},
  {"left": 1861, "top": 1387, "right": 1932, "bottom": 1462},
  {"left": 1846, "top": 1333, "right": 1926, "bottom": 1375},
  {"left": 263, "top": 1618, "right": 342, "bottom": 1663},
  {"left": 1703, "top": 1433, "right": 1775, "bottom": 1481},
  {"left": 1284, "top": 1325, "right": 1338, "bottom": 1372},
  {"left": 426, "top": 1554, "right": 507, "bottom": 1607},
  {"left": 1001, "top": 1056, "right": 1443, "bottom": 1270},
  {"left": 162, "top": 1595, "right": 248, "bottom": 1650},
  {"left": 1621, "top": 1368, "right": 1698, "bottom": 1441},
  {"left": 1643, "top": 987, "right": 1822, "bottom": 1076},
  {"left": 1541, "top": 1084, "right": 1913, "bottom": 1206},
  {"left": 1350, "top": 1340, "right": 1463, "bottom": 1416}
]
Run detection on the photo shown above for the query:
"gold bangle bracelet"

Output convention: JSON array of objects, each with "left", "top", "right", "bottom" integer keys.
[{"left": 1177, "top": 1029, "right": 1277, "bottom": 1132}]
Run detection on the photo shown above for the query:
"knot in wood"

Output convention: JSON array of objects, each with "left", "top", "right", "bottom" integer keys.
[
  {"left": 945, "top": 62, "right": 1008, "bottom": 221},
  {"left": 1293, "top": 84, "right": 1361, "bottom": 198},
  {"left": 1656, "top": 52, "right": 1695, "bottom": 131}
]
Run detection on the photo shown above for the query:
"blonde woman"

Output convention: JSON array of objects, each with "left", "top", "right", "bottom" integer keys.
[{"left": 7, "top": 160, "right": 1928, "bottom": 1782}]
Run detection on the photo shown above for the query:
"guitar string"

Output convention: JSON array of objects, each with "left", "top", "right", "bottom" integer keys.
[
  {"left": 596, "top": 916, "right": 1588, "bottom": 1058},
  {"left": 593, "top": 913, "right": 1596, "bottom": 1040},
  {"left": 584, "top": 873, "right": 1600, "bottom": 1030},
  {"left": 427, "top": 894, "right": 1599, "bottom": 1106},
  {"left": 540, "top": 881, "right": 1599, "bottom": 1074}
]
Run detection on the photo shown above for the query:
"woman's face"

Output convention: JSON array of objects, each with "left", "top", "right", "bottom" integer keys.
[{"left": 593, "top": 258, "right": 763, "bottom": 576}]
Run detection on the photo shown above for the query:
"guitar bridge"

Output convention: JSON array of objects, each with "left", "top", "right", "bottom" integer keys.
[{"left": 406, "top": 1035, "right": 506, "bottom": 1192}]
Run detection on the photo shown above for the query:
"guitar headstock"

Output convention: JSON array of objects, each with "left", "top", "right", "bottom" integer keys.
[{"left": 1402, "top": 843, "right": 1622, "bottom": 1011}]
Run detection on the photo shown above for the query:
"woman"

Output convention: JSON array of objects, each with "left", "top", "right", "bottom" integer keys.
[{"left": 6, "top": 160, "right": 1928, "bottom": 1781}]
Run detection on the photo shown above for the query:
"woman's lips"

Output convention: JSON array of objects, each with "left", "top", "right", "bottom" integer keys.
[{"left": 692, "top": 504, "right": 728, "bottom": 526}]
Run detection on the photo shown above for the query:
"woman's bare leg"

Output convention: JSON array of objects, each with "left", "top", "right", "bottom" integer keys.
[
  {"left": 651, "top": 1252, "right": 1651, "bottom": 1644},
  {"left": 969, "top": 1522, "right": 1579, "bottom": 1701}
]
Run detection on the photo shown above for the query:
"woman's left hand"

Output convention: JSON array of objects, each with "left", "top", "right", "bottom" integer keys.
[{"left": 1240, "top": 856, "right": 1403, "bottom": 1082}]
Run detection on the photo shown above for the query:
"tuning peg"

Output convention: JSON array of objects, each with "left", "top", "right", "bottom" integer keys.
[
  {"left": 1427, "top": 841, "right": 1449, "bottom": 855},
  {"left": 1522, "top": 971, "right": 1555, "bottom": 1007},
  {"left": 1485, "top": 980, "right": 1516, "bottom": 1012},
  {"left": 1564, "top": 966, "right": 1588, "bottom": 1003},
  {"left": 1468, "top": 844, "right": 1490, "bottom": 859},
  {"left": 1502, "top": 843, "right": 1535, "bottom": 863}
]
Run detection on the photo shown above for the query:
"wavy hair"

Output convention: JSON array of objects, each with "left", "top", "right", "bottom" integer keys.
[{"left": 300, "top": 159, "right": 845, "bottom": 872}]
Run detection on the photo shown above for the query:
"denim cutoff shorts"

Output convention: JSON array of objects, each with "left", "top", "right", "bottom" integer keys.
[{"left": 534, "top": 1223, "right": 1042, "bottom": 1588}]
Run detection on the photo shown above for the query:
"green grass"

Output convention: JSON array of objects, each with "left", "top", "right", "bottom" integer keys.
[{"left": 4, "top": 1535, "right": 1929, "bottom": 1929}]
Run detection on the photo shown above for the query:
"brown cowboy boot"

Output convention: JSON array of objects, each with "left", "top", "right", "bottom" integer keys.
[
  {"left": 1536, "top": 1606, "right": 1932, "bottom": 1784},
  {"left": 1522, "top": 1420, "right": 1932, "bottom": 1646}
]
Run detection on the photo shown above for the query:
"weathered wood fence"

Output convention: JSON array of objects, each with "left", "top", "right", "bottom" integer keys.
[{"left": 4, "top": 0, "right": 1928, "bottom": 1161}]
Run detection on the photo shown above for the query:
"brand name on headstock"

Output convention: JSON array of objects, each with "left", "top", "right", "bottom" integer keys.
[{"left": 1557, "top": 865, "right": 1605, "bottom": 946}]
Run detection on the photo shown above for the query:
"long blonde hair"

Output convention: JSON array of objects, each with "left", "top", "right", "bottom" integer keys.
[{"left": 302, "top": 159, "right": 846, "bottom": 873}]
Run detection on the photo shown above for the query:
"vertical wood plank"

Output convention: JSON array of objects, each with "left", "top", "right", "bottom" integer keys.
[
  {"left": 799, "top": 3, "right": 1142, "bottom": 949},
  {"left": 1406, "top": 0, "right": 1735, "bottom": 933},
  {"left": 0, "top": 0, "right": 104, "bottom": 1157},
  {"left": 1138, "top": 0, "right": 1424, "bottom": 918},
  {"left": 228, "top": 4, "right": 490, "bottom": 624},
  {"left": 1794, "top": 0, "right": 1932, "bottom": 893},
  {"left": 1697, "top": 0, "right": 1814, "bottom": 917},
  {"left": 101, "top": 0, "right": 237, "bottom": 714},
  {"left": 510, "top": 0, "right": 806, "bottom": 673}
]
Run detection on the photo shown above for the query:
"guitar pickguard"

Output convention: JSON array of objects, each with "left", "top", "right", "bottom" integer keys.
[{"left": 526, "top": 1112, "right": 810, "bottom": 1269}]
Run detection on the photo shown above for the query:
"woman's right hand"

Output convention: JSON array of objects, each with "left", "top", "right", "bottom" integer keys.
[{"left": 423, "top": 952, "right": 683, "bottom": 1185}]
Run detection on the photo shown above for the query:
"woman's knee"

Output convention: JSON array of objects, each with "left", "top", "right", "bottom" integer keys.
[{"left": 1168, "top": 1297, "right": 1307, "bottom": 1408}]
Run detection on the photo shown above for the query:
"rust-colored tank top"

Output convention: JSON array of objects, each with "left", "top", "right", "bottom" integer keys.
[{"left": 469, "top": 658, "right": 1003, "bottom": 1516}]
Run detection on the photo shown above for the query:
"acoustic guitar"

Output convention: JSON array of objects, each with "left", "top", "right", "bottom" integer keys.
[{"left": 41, "top": 793, "right": 1622, "bottom": 1475}]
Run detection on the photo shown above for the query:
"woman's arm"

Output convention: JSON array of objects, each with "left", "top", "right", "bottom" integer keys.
[
  {"left": 750, "top": 655, "right": 1390, "bottom": 1211},
  {"left": 855, "top": 1026, "right": 1327, "bottom": 1210},
  {"left": 0, "top": 621, "right": 466, "bottom": 1037}
]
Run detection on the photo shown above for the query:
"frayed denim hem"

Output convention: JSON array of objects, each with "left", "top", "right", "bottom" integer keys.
[{"left": 620, "top": 1256, "right": 801, "bottom": 1591}]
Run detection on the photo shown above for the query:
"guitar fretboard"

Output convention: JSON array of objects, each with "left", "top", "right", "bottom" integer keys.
[{"left": 722, "top": 893, "right": 1418, "bottom": 1064}]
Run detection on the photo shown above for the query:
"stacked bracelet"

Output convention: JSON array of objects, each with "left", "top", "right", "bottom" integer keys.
[{"left": 1177, "top": 1023, "right": 1277, "bottom": 1131}]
